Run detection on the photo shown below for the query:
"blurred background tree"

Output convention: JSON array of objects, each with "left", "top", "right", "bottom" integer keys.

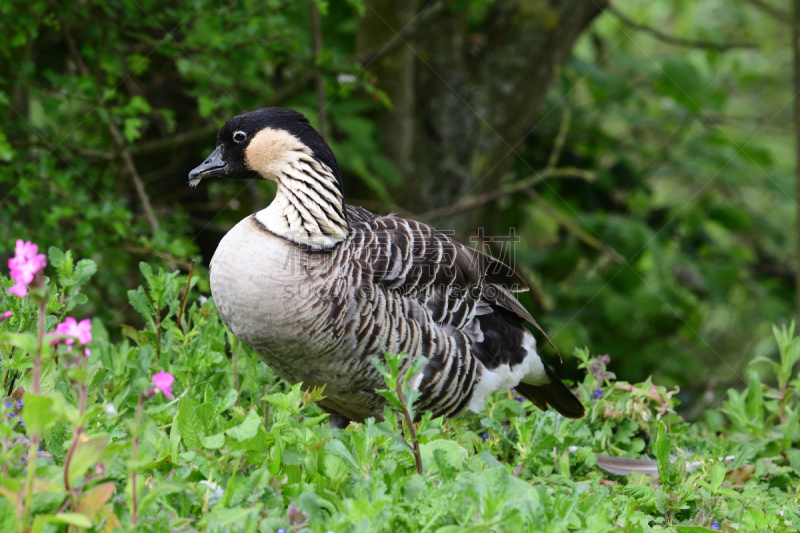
[{"left": 0, "top": 0, "right": 794, "bottom": 410}]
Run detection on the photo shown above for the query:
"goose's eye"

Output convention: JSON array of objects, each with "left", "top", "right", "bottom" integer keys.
[{"left": 233, "top": 131, "right": 247, "bottom": 143}]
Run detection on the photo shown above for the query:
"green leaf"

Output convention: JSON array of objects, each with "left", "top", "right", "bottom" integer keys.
[
  {"left": 78, "top": 482, "right": 115, "bottom": 520},
  {"left": 228, "top": 425, "right": 270, "bottom": 453},
  {"left": 224, "top": 409, "right": 261, "bottom": 441},
  {"left": 123, "top": 117, "right": 144, "bottom": 142},
  {"left": 435, "top": 527, "right": 465, "bottom": 533},
  {"left": 709, "top": 463, "right": 725, "bottom": 491},
  {"left": 22, "top": 394, "right": 58, "bottom": 435},
  {"left": 324, "top": 439, "right": 362, "bottom": 474},
  {"left": 219, "top": 389, "right": 238, "bottom": 411},
  {"left": 654, "top": 58, "right": 703, "bottom": 112},
  {"left": 32, "top": 513, "right": 92, "bottom": 533},
  {"left": 127, "top": 287, "right": 156, "bottom": 331},
  {"left": 560, "top": 449, "right": 571, "bottom": 478},
  {"left": 198, "top": 95, "right": 217, "bottom": 118},
  {"left": 3, "top": 332, "right": 39, "bottom": 355},
  {"left": 73, "top": 259, "right": 97, "bottom": 285},
  {"left": 282, "top": 448, "right": 305, "bottom": 466},
  {"left": 421, "top": 440, "right": 467, "bottom": 472},
  {"left": 170, "top": 410, "right": 181, "bottom": 461},
  {"left": 269, "top": 437, "right": 282, "bottom": 476},
  {"left": 177, "top": 398, "right": 202, "bottom": 450},
  {"left": 201, "top": 433, "right": 226, "bottom": 450},
  {"left": 262, "top": 391, "right": 290, "bottom": 410},
  {"left": 655, "top": 422, "right": 677, "bottom": 489},
  {"left": 67, "top": 436, "right": 108, "bottom": 486},
  {"left": 745, "top": 370, "right": 764, "bottom": 428},
  {"left": 47, "top": 246, "right": 72, "bottom": 280}
]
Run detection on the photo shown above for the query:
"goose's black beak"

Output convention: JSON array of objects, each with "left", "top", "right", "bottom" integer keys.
[{"left": 188, "top": 146, "right": 226, "bottom": 186}]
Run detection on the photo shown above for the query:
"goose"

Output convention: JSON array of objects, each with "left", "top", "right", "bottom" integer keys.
[{"left": 189, "top": 107, "right": 585, "bottom": 427}]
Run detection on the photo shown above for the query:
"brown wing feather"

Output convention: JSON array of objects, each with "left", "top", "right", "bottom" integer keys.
[
  {"left": 352, "top": 215, "right": 527, "bottom": 294},
  {"left": 345, "top": 210, "right": 582, "bottom": 419}
]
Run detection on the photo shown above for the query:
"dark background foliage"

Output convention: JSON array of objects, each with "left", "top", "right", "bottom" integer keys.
[{"left": 0, "top": 0, "right": 794, "bottom": 408}]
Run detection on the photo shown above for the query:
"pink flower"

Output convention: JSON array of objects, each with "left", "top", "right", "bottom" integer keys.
[
  {"left": 49, "top": 317, "right": 92, "bottom": 347},
  {"left": 152, "top": 371, "right": 174, "bottom": 399},
  {"left": 8, "top": 284, "right": 28, "bottom": 297},
  {"left": 7, "top": 240, "right": 46, "bottom": 298},
  {"left": 0, "top": 310, "right": 11, "bottom": 323}
]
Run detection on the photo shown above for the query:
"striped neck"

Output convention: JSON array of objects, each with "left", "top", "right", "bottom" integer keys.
[{"left": 255, "top": 158, "right": 348, "bottom": 250}]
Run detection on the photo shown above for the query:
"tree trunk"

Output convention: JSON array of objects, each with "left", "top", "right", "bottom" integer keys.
[
  {"left": 356, "top": 0, "right": 417, "bottom": 177},
  {"left": 358, "top": 0, "right": 606, "bottom": 236}
]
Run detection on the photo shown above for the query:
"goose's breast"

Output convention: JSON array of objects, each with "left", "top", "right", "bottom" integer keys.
[{"left": 210, "top": 216, "right": 317, "bottom": 355}]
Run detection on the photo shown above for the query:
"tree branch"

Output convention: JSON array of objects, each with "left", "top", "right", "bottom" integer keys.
[
  {"left": 528, "top": 190, "right": 625, "bottom": 264},
  {"left": 60, "top": 18, "right": 160, "bottom": 231},
  {"left": 547, "top": 106, "right": 572, "bottom": 170},
  {"left": 132, "top": 73, "right": 315, "bottom": 155},
  {"left": 609, "top": 5, "right": 759, "bottom": 51},
  {"left": 132, "top": 124, "right": 217, "bottom": 155},
  {"left": 745, "top": 0, "right": 790, "bottom": 21},
  {"left": 353, "top": 0, "right": 450, "bottom": 65},
  {"left": 417, "top": 167, "right": 596, "bottom": 222}
]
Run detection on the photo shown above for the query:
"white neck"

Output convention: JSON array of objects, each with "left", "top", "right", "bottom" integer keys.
[{"left": 254, "top": 162, "right": 348, "bottom": 250}]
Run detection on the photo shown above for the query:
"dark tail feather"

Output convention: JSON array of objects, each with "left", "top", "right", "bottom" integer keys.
[{"left": 516, "top": 366, "right": 585, "bottom": 419}]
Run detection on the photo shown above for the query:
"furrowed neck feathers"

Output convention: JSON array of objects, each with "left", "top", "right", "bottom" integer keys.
[{"left": 246, "top": 127, "right": 347, "bottom": 249}]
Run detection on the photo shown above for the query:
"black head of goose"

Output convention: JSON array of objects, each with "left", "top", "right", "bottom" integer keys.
[{"left": 190, "top": 107, "right": 585, "bottom": 428}]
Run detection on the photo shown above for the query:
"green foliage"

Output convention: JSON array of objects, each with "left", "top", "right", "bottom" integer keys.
[
  {"left": 0, "top": 0, "right": 794, "bottom": 394},
  {"left": 0, "top": 0, "right": 389, "bottom": 328},
  {"left": 508, "top": 0, "right": 796, "bottom": 390},
  {"left": 2, "top": 259, "right": 800, "bottom": 531}
]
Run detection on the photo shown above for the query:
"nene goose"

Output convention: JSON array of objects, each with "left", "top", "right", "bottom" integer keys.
[{"left": 189, "top": 107, "right": 585, "bottom": 427}]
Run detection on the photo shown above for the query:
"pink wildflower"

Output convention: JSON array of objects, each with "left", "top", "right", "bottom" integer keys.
[
  {"left": 0, "top": 310, "right": 11, "bottom": 323},
  {"left": 7, "top": 240, "right": 46, "bottom": 298},
  {"left": 8, "top": 284, "right": 27, "bottom": 298},
  {"left": 152, "top": 371, "right": 175, "bottom": 399},
  {"left": 48, "top": 317, "right": 92, "bottom": 351}
]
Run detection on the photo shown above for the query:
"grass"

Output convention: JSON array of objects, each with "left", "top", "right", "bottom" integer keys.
[{"left": 0, "top": 252, "right": 799, "bottom": 532}]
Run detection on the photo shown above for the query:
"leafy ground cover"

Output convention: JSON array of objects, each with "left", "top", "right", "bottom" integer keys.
[{"left": 1, "top": 244, "right": 799, "bottom": 532}]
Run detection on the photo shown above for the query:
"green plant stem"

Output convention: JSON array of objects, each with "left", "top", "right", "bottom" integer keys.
[
  {"left": 780, "top": 386, "right": 787, "bottom": 424},
  {"left": 395, "top": 380, "right": 422, "bottom": 475},
  {"left": 176, "top": 259, "right": 195, "bottom": 332},
  {"left": 232, "top": 340, "right": 239, "bottom": 407},
  {"left": 64, "top": 357, "right": 88, "bottom": 512},
  {"left": 22, "top": 294, "right": 47, "bottom": 528},
  {"left": 22, "top": 435, "right": 38, "bottom": 530},
  {"left": 201, "top": 470, "right": 214, "bottom": 516},
  {"left": 131, "top": 392, "right": 145, "bottom": 525},
  {"left": 33, "top": 300, "right": 45, "bottom": 394},
  {"left": 62, "top": 427, "right": 81, "bottom": 513},
  {"left": 154, "top": 304, "right": 162, "bottom": 356},
  {"left": 1, "top": 364, "right": 9, "bottom": 396}
]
